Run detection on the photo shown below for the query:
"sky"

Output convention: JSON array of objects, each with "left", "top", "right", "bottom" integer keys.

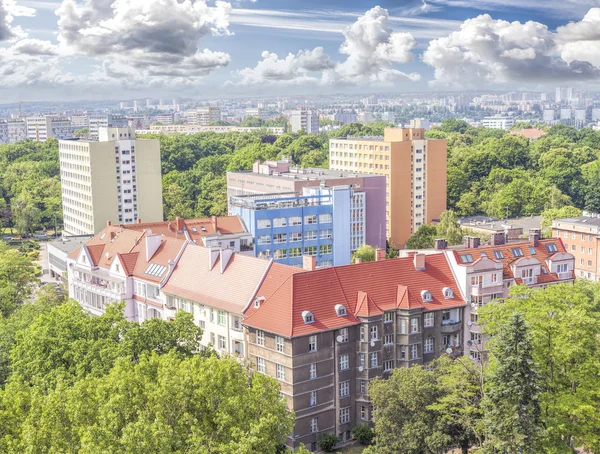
[{"left": 2, "top": 0, "right": 600, "bottom": 101}]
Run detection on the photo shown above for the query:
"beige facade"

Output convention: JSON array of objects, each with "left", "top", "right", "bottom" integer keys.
[
  {"left": 59, "top": 127, "right": 163, "bottom": 235},
  {"left": 553, "top": 216, "right": 600, "bottom": 281},
  {"left": 329, "top": 128, "right": 447, "bottom": 247}
]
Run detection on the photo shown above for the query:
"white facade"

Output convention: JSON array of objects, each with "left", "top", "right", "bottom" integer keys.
[
  {"left": 409, "top": 118, "right": 430, "bottom": 130},
  {"left": 88, "top": 114, "right": 128, "bottom": 138},
  {"left": 560, "top": 108, "right": 572, "bottom": 120},
  {"left": 592, "top": 109, "right": 600, "bottom": 122},
  {"left": 245, "top": 108, "right": 269, "bottom": 120},
  {"left": 543, "top": 110, "right": 555, "bottom": 123},
  {"left": 330, "top": 111, "right": 357, "bottom": 124},
  {"left": 574, "top": 109, "right": 587, "bottom": 121},
  {"left": 0, "top": 121, "right": 8, "bottom": 144},
  {"left": 481, "top": 116, "right": 514, "bottom": 130},
  {"left": 26, "top": 115, "right": 73, "bottom": 142},
  {"left": 194, "top": 107, "right": 221, "bottom": 125},
  {"left": 71, "top": 114, "right": 89, "bottom": 129},
  {"left": 155, "top": 113, "right": 174, "bottom": 125},
  {"left": 290, "top": 109, "right": 319, "bottom": 133}
]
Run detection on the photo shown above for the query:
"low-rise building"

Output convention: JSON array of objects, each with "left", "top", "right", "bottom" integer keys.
[
  {"left": 552, "top": 215, "right": 600, "bottom": 280},
  {"left": 481, "top": 115, "right": 515, "bottom": 130},
  {"left": 48, "top": 235, "right": 94, "bottom": 281},
  {"left": 0, "top": 121, "right": 8, "bottom": 144}
]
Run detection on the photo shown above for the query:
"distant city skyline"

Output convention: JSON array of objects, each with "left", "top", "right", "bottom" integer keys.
[{"left": 2, "top": 0, "right": 600, "bottom": 101}]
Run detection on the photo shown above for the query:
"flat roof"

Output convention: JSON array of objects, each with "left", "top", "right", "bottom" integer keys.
[
  {"left": 553, "top": 216, "right": 600, "bottom": 228},
  {"left": 48, "top": 235, "right": 94, "bottom": 253},
  {"left": 460, "top": 215, "right": 542, "bottom": 232},
  {"left": 228, "top": 167, "right": 381, "bottom": 182}
]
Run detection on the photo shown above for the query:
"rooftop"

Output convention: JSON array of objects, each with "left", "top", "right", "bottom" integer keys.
[
  {"left": 48, "top": 235, "right": 94, "bottom": 254},
  {"left": 459, "top": 215, "right": 543, "bottom": 232},
  {"left": 229, "top": 163, "right": 379, "bottom": 182},
  {"left": 553, "top": 216, "right": 600, "bottom": 229}
]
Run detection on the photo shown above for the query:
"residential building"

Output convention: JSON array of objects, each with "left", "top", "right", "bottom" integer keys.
[
  {"left": 7, "top": 118, "right": 27, "bottom": 143},
  {"left": 574, "top": 109, "right": 587, "bottom": 121},
  {"left": 329, "top": 110, "right": 357, "bottom": 124},
  {"left": 59, "top": 127, "right": 163, "bottom": 235},
  {"left": 88, "top": 114, "right": 128, "bottom": 138},
  {"left": 128, "top": 115, "right": 149, "bottom": 130},
  {"left": 443, "top": 231, "right": 574, "bottom": 361},
  {"left": 409, "top": 118, "right": 430, "bottom": 130},
  {"left": 552, "top": 215, "right": 600, "bottom": 280},
  {"left": 329, "top": 128, "right": 447, "bottom": 247},
  {"left": 227, "top": 159, "right": 386, "bottom": 249},
  {"left": 47, "top": 235, "right": 94, "bottom": 281},
  {"left": 155, "top": 113, "right": 174, "bottom": 125},
  {"left": 560, "top": 108, "right": 572, "bottom": 120},
  {"left": 71, "top": 113, "right": 89, "bottom": 129},
  {"left": 592, "top": 108, "right": 600, "bottom": 122},
  {"left": 142, "top": 124, "right": 284, "bottom": 135},
  {"left": 193, "top": 107, "right": 221, "bottom": 125},
  {"left": 230, "top": 186, "right": 359, "bottom": 267},
  {"left": 481, "top": 115, "right": 515, "bottom": 130},
  {"left": 245, "top": 107, "right": 269, "bottom": 120},
  {"left": 543, "top": 109, "right": 555, "bottom": 123},
  {"left": 243, "top": 252, "right": 467, "bottom": 450},
  {"left": 290, "top": 108, "right": 319, "bottom": 133},
  {"left": 26, "top": 115, "right": 72, "bottom": 141},
  {"left": 0, "top": 121, "right": 8, "bottom": 144}
]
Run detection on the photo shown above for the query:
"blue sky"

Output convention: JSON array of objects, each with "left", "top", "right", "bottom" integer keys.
[{"left": 2, "top": 0, "right": 600, "bottom": 101}]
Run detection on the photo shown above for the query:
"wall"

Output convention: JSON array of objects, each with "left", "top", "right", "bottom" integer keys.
[
  {"left": 89, "top": 142, "right": 120, "bottom": 234},
  {"left": 135, "top": 138, "right": 164, "bottom": 224}
]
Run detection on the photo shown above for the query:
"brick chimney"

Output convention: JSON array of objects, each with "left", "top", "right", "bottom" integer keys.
[
  {"left": 136, "top": 218, "right": 142, "bottom": 224},
  {"left": 434, "top": 239, "right": 447, "bottom": 250},
  {"left": 375, "top": 248, "right": 386, "bottom": 261},
  {"left": 355, "top": 257, "right": 363, "bottom": 264},
  {"left": 414, "top": 253, "right": 425, "bottom": 270},
  {"left": 303, "top": 255, "right": 316, "bottom": 271},
  {"left": 107, "top": 220, "right": 112, "bottom": 227},
  {"left": 175, "top": 217, "right": 185, "bottom": 232},
  {"left": 212, "top": 215, "right": 218, "bottom": 231},
  {"left": 529, "top": 228, "right": 541, "bottom": 247},
  {"left": 491, "top": 232, "right": 505, "bottom": 246}
]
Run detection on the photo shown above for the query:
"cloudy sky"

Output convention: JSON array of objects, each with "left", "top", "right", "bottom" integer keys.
[{"left": 2, "top": 0, "right": 600, "bottom": 101}]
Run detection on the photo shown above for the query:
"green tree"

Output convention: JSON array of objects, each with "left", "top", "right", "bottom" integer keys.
[
  {"left": 437, "top": 210, "right": 463, "bottom": 245},
  {"left": 540, "top": 206, "right": 582, "bottom": 235},
  {"left": 11, "top": 192, "right": 41, "bottom": 236},
  {"left": 351, "top": 244, "right": 376, "bottom": 263},
  {"left": 405, "top": 225, "right": 438, "bottom": 249},
  {"left": 0, "top": 242, "right": 38, "bottom": 317},
  {"left": 482, "top": 312, "right": 543, "bottom": 453}
]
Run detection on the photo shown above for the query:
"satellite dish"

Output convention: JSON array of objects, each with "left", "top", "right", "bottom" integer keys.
[
  {"left": 467, "top": 321, "right": 473, "bottom": 326},
  {"left": 336, "top": 335, "right": 343, "bottom": 343},
  {"left": 370, "top": 340, "right": 375, "bottom": 347},
  {"left": 358, "top": 366, "right": 364, "bottom": 372},
  {"left": 467, "top": 340, "right": 473, "bottom": 346},
  {"left": 446, "top": 348, "right": 453, "bottom": 355}
]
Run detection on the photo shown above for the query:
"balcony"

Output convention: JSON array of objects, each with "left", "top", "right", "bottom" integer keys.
[
  {"left": 558, "top": 271, "right": 573, "bottom": 281},
  {"left": 470, "top": 282, "right": 504, "bottom": 296},
  {"left": 521, "top": 275, "right": 538, "bottom": 285},
  {"left": 441, "top": 320, "right": 462, "bottom": 333}
]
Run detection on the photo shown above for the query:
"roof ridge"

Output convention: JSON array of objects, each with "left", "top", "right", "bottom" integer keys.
[{"left": 332, "top": 266, "right": 351, "bottom": 311}]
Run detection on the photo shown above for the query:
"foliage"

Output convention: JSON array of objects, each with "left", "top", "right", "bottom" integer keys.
[
  {"left": 352, "top": 244, "right": 376, "bottom": 263},
  {"left": 405, "top": 225, "right": 438, "bottom": 249},
  {"left": 540, "top": 205, "right": 582, "bottom": 235},
  {"left": 482, "top": 313, "right": 544, "bottom": 453},
  {"left": 385, "top": 240, "right": 399, "bottom": 259},
  {"left": 436, "top": 210, "right": 463, "bottom": 245},
  {"left": 318, "top": 433, "right": 339, "bottom": 452},
  {"left": 353, "top": 423, "right": 374, "bottom": 444},
  {"left": 0, "top": 242, "right": 38, "bottom": 318}
]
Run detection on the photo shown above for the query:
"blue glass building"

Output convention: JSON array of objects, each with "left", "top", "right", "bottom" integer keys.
[{"left": 229, "top": 186, "right": 354, "bottom": 268}]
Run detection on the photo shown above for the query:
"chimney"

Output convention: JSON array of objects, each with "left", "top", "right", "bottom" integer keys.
[
  {"left": 529, "top": 228, "right": 541, "bottom": 247},
  {"left": 491, "top": 232, "right": 505, "bottom": 246},
  {"left": 209, "top": 247, "right": 220, "bottom": 271},
  {"left": 136, "top": 218, "right": 142, "bottom": 224},
  {"left": 212, "top": 215, "right": 217, "bottom": 231},
  {"left": 472, "top": 237, "right": 481, "bottom": 248},
  {"left": 355, "top": 257, "right": 363, "bottom": 264},
  {"left": 107, "top": 220, "right": 112, "bottom": 227},
  {"left": 220, "top": 248, "right": 234, "bottom": 274},
  {"left": 303, "top": 255, "right": 316, "bottom": 271},
  {"left": 375, "top": 248, "right": 386, "bottom": 261},
  {"left": 145, "top": 234, "right": 162, "bottom": 262},
  {"left": 175, "top": 217, "right": 185, "bottom": 232},
  {"left": 434, "top": 239, "right": 447, "bottom": 250},
  {"left": 414, "top": 253, "right": 425, "bottom": 271}
]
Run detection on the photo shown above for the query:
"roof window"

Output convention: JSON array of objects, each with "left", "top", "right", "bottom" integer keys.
[
  {"left": 493, "top": 250, "right": 504, "bottom": 259},
  {"left": 529, "top": 246, "right": 536, "bottom": 255},
  {"left": 335, "top": 304, "right": 347, "bottom": 317},
  {"left": 302, "top": 310, "right": 314, "bottom": 324},
  {"left": 546, "top": 243, "right": 558, "bottom": 253},
  {"left": 460, "top": 254, "right": 473, "bottom": 264},
  {"left": 421, "top": 290, "right": 433, "bottom": 302},
  {"left": 511, "top": 248, "right": 523, "bottom": 258},
  {"left": 443, "top": 287, "right": 453, "bottom": 299}
]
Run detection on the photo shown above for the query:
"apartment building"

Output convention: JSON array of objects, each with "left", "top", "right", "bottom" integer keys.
[
  {"left": 230, "top": 186, "right": 359, "bottom": 268},
  {"left": 26, "top": 115, "right": 72, "bottom": 141},
  {"left": 290, "top": 108, "right": 319, "bottom": 134},
  {"left": 0, "top": 121, "right": 8, "bottom": 144},
  {"left": 481, "top": 116, "right": 515, "bottom": 130},
  {"left": 58, "top": 127, "right": 163, "bottom": 235},
  {"left": 88, "top": 114, "right": 128, "bottom": 138},
  {"left": 443, "top": 231, "right": 575, "bottom": 361},
  {"left": 227, "top": 159, "right": 386, "bottom": 249},
  {"left": 143, "top": 124, "right": 285, "bottom": 135},
  {"left": 193, "top": 107, "right": 221, "bottom": 125},
  {"left": 71, "top": 113, "right": 89, "bottom": 129},
  {"left": 246, "top": 107, "right": 269, "bottom": 120},
  {"left": 155, "top": 113, "right": 174, "bottom": 125},
  {"left": 329, "top": 128, "right": 447, "bottom": 247},
  {"left": 243, "top": 252, "right": 466, "bottom": 451},
  {"left": 7, "top": 118, "right": 27, "bottom": 143},
  {"left": 543, "top": 110, "right": 555, "bottom": 123},
  {"left": 553, "top": 215, "right": 600, "bottom": 280}
]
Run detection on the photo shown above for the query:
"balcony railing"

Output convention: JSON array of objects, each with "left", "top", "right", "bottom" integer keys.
[
  {"left": 470, "top": 282, "right": 504, "bottom": 296},
  {"left": 522, "top": 275, "right": 537, "bottom": 285},
  {"left": 558, "top": 271, "right": 573, "bottom": 280}
]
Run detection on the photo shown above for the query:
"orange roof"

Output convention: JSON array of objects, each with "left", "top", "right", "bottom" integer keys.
[
  {"left": 509, "top": 128, "right": 547, "bottom": 140},
  {"left": 451, "top": 238, "right": 566, "bottom": 281},
  {"left": 244, "top": 254, "right": 465, "bottom": 338}
]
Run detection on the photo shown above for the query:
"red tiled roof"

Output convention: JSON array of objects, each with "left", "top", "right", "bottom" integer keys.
[
  {"left": 118, "top": 252, "right": 139, "bottom": 276},
  {"left": 244, "top": 254, "right": 465, "bottom": 338}
]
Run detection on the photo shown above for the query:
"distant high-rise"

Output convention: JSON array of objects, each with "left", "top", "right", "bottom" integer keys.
[
  {"left": 543, "top": 110, "right": 555, "bottom": 123},
  {"left": 290, "top": 108, "right": 319, "bottom": 134},
  {"left": 574, "top": 109, "right": 587, "bottom": 121},
  {"left": 146, "top": 99, "right": 151, "bottom": 107},
  {"left": 26, "top": 115, "right": 72, "bottom": 142},
  {"left": 560, "top": 108, "right": 572, "bottom": 120},
  {"left": 193, "top": 107, "right": 221, "bottom": 125},
  {"left": 592, "top": 108, "right": 600, "bottom": 122},
  {"left": 133, "top": 101, "right": 139, "bottom": 112},
  {"left": 7, "top": 118, "right": 26, "bottom": 143},
  {"left": 59, "top": 127, "right": 163, "bottom": 235},
  {"left": 0, "top": 121, "right": 8, "bottom": 144},
  {"left": 556, "top": 87, "right": 573, "bottom": 103},
  {"left": 88, "top": 114, "right": 128, "bottom": 138}
]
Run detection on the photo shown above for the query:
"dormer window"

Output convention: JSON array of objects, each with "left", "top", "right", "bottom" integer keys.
[
  {"left": 254, "top": 297, "right": 265, "bottom": 308},
  {"left": 421, "top": 290, "right": 432, "bottom": 302},
  {"left": 335, "top": 304, "right": 347, "bottom": 317},
  {"left": 443, "top": 287, "right": 453, "bottom": 299},
  {"left": 302, "top": 311, "right": 314, "bottom": 324},
  {"left": 546, "top": 243, "right": 558, "bottom": 253}
]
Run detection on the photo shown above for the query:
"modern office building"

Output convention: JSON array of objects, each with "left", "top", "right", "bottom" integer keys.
[
  {"left": 26, "top": 115, "right": 72, "bottom": 141},
  {"left": 329, "top": 128, "right": 447, "bottom": 247},
  {"left": 552, "top": 215, "right": 600, "bottom": 281},
  {"left": 481, "top": 115, "right": 515, "bottom": 130},
  {"left": 58, "top": 127, "right": 163, "bottom": 235},
  {"left": 243, "top": 252, "right": 467, "bottom": 451},
  {"left": 193, "top": 107, "right": 221, "bottom": 125},
  {"left": 88, "top": 114, "right": 128, "bottom": 138},
  {"left": 227, "top": 159, "right": 386, "bottom": 249},
  {"left": 290, "top": 108, "right": 319, "bottom": 133},
  {"left": 230, "top": 186, "right": 361, "bottom": 268}
]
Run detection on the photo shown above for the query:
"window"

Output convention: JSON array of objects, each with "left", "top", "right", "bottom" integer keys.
[
  {"left": 421, "top": 290, "right": 432, "bottom": 302},
  {"left": 370, "top": 326, "right": 378, "bottom": 340},
  {"left": 309, "top": 335, "right": 317, "bottom": 352},
  {"left": 410, "top": 318, "right": 419, "bottom": 333},
  {"left": 557, "top": 263, "right": 568, "bottom": 273},
  {"left": 273, "top": 217, "right": 286, "bottom": 228},
  {"left": 273, "top": 233, "right": 287, "bottom": 244},
  {"left": 360, "top": 325, "right": 366, "bottom": 342},
  {"left": 471, "top": 332, "right": 482, "bottom": 345},
  {"left": 424, "top": 338, "right": 434, "bottom": 353},
  {"left": 410, "top": 344, "right": 418, "bottom": 360},
  {"left": 302, "top": 311, "right": 314, "bottom": 324},
  {"left": 276, "top": 336, "right": 284, "bottom": 353},
  {"left": 493, "top": 250, "right": 504, "bottom": 259},
  {"left": 256, "top": 330, "right": 265, "bottom": 346},
  {"left": 424, "top": 312, "right": 434, "bottom": 327},
  {"left": 276, "top": 364, "right": 285, "bottom": 381},
  {"left": 370, "top": 352, "right": 378, "bottom": 368},
  {"left": 310, "top": 417, "right": 318, "bottom": 433},
  {"left": 340, "top": 381, "right": 350, "bottom": 398},
  {"left": 319, "top": 244, "right": 332, "bottom": 255},
  {"left": 257, "top": 219, "right": 271, "bottom": 229},
  {"left": 218, "top": 335, "right": 227, "bottom": 350},
  {"left": 210, "top": 332, "right": 215, "bottom": 345},
  {"left": 546, "top": 243, "right": 558, "bottom": 253},
  {"left": 319, "top": 213, "right": 332, "bottom": 224},
  {"left": 304, "top": 215, "right": 317, "bottom": 225},
  {"left": 258, "top": 235, "right": 271, "bottom": 245},
  {"left": 399, "top": 319, "right": 407, "bottom": 334},
  {"left": 360, "top": 380, "right": 367, "bottom": 394},
  {"left": 289, "top": 247, "right": 301, "bottom": 257},
  {"left": 335, "top": 304, "right": 347, "bottom": 317},
  {"left": 590, "top": 248, "right": 593, "bottom": 254},
  {"left": 383, "top": 360, "right": 393, "bottom": 371},
  {"left": 304, "top": 230, "right": 317, "bottom": 241},
  {"left": 443, "top": 287, "right": 454, "bottom": 299},
  {"left": 289, "top": 216, "right": 302, "bottom": 226},
  {"left": 460, "top": 254, "right": 473, "bottom": 263},
  {"left": 361, "top": 406, "right": 367, "bottom": 420},
  {"left": 340, "top": 407, "right": 350, "bottom": 424},
  {"left": 384, "top": 334, "right": 394, "bottom": 345},
  {"left": 274, "top": 249, "right": 287, "bottom": 259},
  {"left": 529, "top": 246, "right": 536, "bottom": 255},
  {"left": 339, "top": 328, "right": 348, "bottom": 342},
  {"left": 210, "top": 309, "right": 215, "bottom": 322},
  {"left": 289, "top": 232, "right": 302, "bottom": 242},
  {"left": 218, "top": 310, "right": 226, "bottom": 326},
  {"left": 384, "top": 312, "right": 393, "bottom": 323},
  {"left": 310, "top": 363, "right": 317, "bottom": 379},
  {"left": 304, "top": 246, "right": 317, "bottom": 256},
  {"left": 257, "top": 357, "right": 265, "bottom": 373},
  {"left": 340, "top": 354, "right": 349, "bottom": 370},
  {"left": 511, "top": 247, "right": 523, "bottom": 257},
  {"left": 320, "top": 229, "right": 332, "bottom": 239}
]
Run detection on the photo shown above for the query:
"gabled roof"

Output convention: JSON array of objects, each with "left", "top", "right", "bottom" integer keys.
[{"left": 244, "top": 253, "right": 464, "bottom": 338}]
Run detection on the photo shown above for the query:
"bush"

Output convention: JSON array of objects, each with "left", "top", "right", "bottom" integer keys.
[
  {"left": 318, "top": 433, "right": 339, "bottom": 452},
  {"left": 353, "top": 424, "right": 374, "bottom": 444}
]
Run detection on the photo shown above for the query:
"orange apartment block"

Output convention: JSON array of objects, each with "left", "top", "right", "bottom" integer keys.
[
  {"left": 553, "top": 215, "right": 600, "bottom": 281},
  {"left": 329, "top": 128, "right": 447, "bottom": 247}
]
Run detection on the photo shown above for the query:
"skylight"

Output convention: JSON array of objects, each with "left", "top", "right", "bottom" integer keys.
[
  {"left": 511, "top": 248, "right": 523, "bottom": 258},
  {"left": 529, "top": 246, "right": 536, "bottom": 255},
  {"left": 145, "top": 263, "right": 167, "bottom": 277},
  {"left": 546, "top": 243, "right": 558, "bottom": 253},
  {"left": 191, "top": 227, "right": 198, "bottom": 232},
  {"left": 493, "top": 251, "right": 504, "bottom": 259},
  {"left": 460, "top": 254, "right": 473, "bottom": 264}
]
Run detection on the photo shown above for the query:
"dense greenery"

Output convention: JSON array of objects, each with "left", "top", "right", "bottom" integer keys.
[{"left": 367, "top": 281, "right": 600, "bottom": 454}]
